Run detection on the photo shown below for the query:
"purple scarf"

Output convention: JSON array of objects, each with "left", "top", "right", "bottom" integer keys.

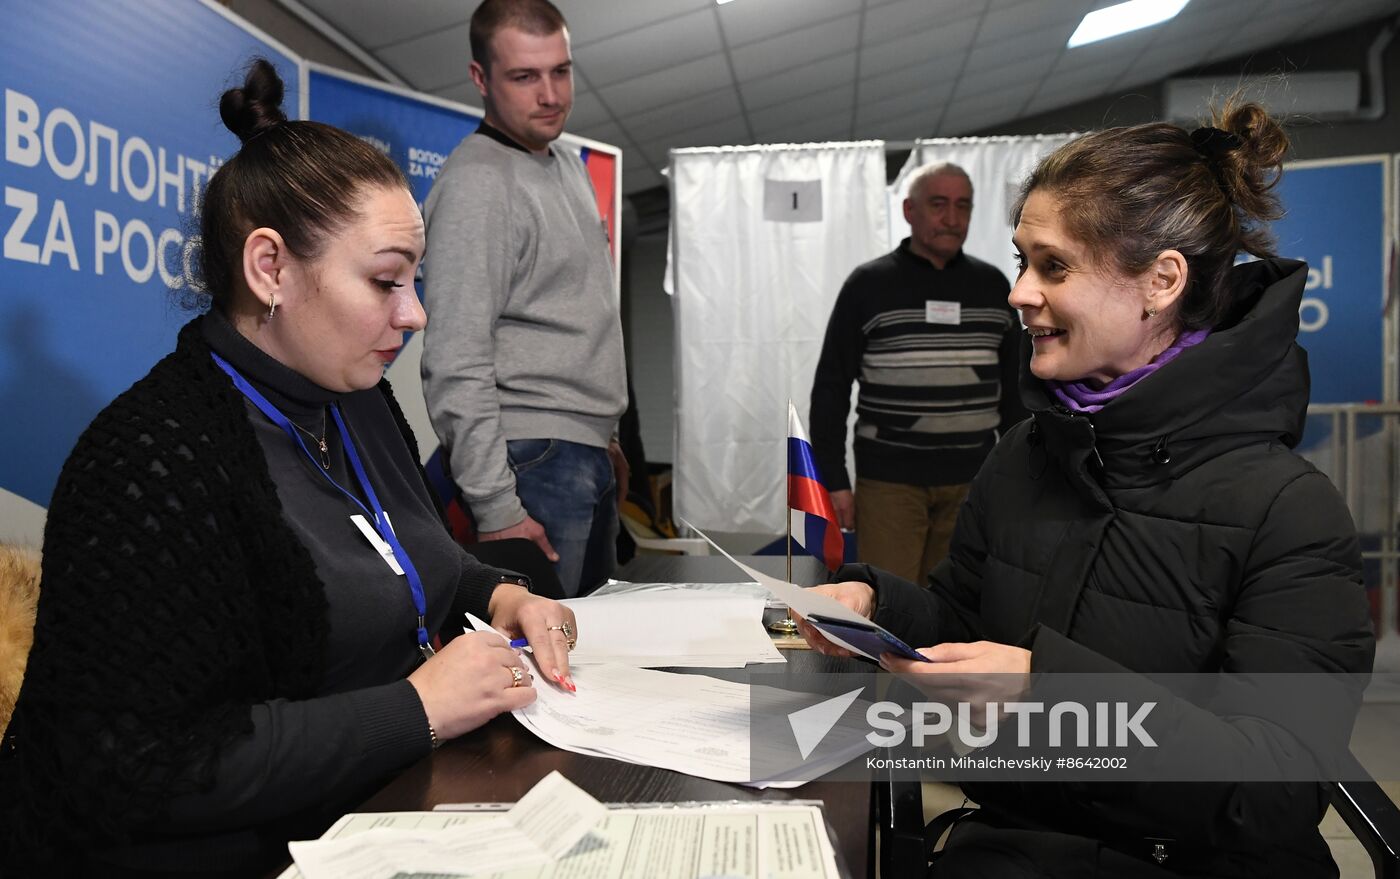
[{"left": 1049, "top": 329, "right": 1210, "bottom": 413}]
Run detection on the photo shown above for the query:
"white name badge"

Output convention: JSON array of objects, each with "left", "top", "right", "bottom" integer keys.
[
  {"left": 350, "top": 513, "right": 405, "bottom": 575},
  {"left": 926, "top": 300, "right": 962, "bottom": 325}
]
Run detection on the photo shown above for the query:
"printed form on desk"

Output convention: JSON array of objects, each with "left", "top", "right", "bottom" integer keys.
[
  {"left": 280, "top": 784, "right": 843, "bottom": 879},
  {"left": 464, "top": 614, "right": 874, "bottom": 788},
  {"left": 283, "top": 771, "right": 604, "bottom": 879}
]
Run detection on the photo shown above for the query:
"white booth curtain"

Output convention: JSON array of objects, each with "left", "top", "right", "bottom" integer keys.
[
  {"left": 668, "top": 133, "right": 1079, "bottom": 537},
  {"left": 669, "top": 142, "right": 889, "bottom": 534},
  {"left": 888, "top": 134, "right": 1079, "bottom": 285}
]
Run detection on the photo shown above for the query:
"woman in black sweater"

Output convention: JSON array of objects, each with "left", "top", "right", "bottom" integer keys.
[{"left": 0, "top": 60, "right": 578, "bottom": 874}]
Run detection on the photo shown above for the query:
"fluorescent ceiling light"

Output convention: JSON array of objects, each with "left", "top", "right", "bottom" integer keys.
[
  {"left": 716, "top": 0, "right": 739, "bottom": 5},
  {"left": 1068, "top": 0, "right": 1190, "bottom": 48}
]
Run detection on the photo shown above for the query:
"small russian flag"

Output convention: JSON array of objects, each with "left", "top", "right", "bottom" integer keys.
[{"left": 787, "top": 401, "right": 845, "bottom": 573}]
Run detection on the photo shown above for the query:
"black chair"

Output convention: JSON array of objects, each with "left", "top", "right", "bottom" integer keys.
[
  {"left": 1331, "top": 777, "right": 1400, "bottom": 879},
  {"left": 876, "top": 752, "right": 1400, "bottom": 878},
  {"left": 463, "top": 537, "right": 565, "bottom": 601}
]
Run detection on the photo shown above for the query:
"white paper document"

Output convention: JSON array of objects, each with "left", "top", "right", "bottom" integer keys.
[
  {"left": 285, "top": 771, "right": 605, "bottom": 879},
  {"left": 679, "top": 520, "right": 900, "bottom": 662},
  {"left": 562, "top": 590, "right": 785, "bottom": 667},
  {"left": 592, "top": 577, "right": 779, "bottom": 606},
  {"left": 461, "top": 613, "right": 873, "bottom": 788},
  {"left": 282, "top": 801, "right": 844, "bottom": 879}
]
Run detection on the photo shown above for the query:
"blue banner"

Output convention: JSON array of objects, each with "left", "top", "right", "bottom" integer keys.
[
  {"left": 307, "top": 68, "right": 482, "bottom": 209},
  {"left": 0, "top": 0, "right": 298, "bottom": 511},
  {"left": 1274, "top": 158, "right": 1388, "bottom": 405}
]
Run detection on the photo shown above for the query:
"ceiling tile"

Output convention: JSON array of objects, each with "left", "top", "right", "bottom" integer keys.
[
  {"left": 857, "top": 114, "right": 937, "bottom": 142},
  {"left": 741, "top": 52, "right": 858, "bottom": 111},
  {"left": 638, "top": 115, "right": 756, "bottom": 165},
  {"left": 1023, "top": 66, "right": 1160, "bottom": 120},
  {"left": 730, "top": 14, "right": 861, "bottom": 81},
  {"left": 719, "top": 0, "right": 865, "bottom": 46},
  {"left": 943, "top": 81, "right": 1039, "bottom": 123},
  {"left": 624, "top": 87, "right": 745, "bottom": 143},
  {"left": 952, "top": 54, "right": 1059, "bottom": 104},
  {"left": 1030, "top": 62, "right": 1137, "bottom": 106},
  {"left": 859, "top": 57, "right": 964, "bottom": 103},
  {"left": 570, "top": 120, "right": 631, "bottom": 150},
  {"left": 752, "top": 114, "right": 856, "bottom": 145},
  {"left": 573, "top": 9, "right": 722, "bottom": 87},
  {"left": 375, "top": 22, "right": 473, "bottom": 91},
  {"left": 939, "top": 100, "right": 1024, "bottom": 136},
  {"left": 856, "top": 80, "right": 956, "bottom": 126},
  {"left": 861, "top": 17, "right": 978, "bottom": 78},
  {"left": 658, "top": 114, "right": 754, "bottom": 151},
  {"left": 863, "top": 0, "right": 987, "bottom": 44},
  {"left": 597, "top": 52, "right": 734, "bottom": 115},
  {"left": 746, "top": 85, "right": 855, "bottom": 133},
  {"left": 1148, "top": 0, "right": 1266, "bottom": 45},
  {"left": 964, "top": 32, "right": 1063, "bottom": 76},
  {"left": 431, "top": 80, "right": 485, "bottom": 112},
  {"left": 566, "top": 90, "right": 615, "bottom": 130},
  {"left": 623, "top": 164, "right": 664, "bottom": 194},
  {"left": 300, "top": 0, "right": 469, "bottom": 52},
  {"left": 1052, "top": 28, "right": 1155, "bottom": 77},
  {"left": 1290, "top": 0, "right": 1393, "bottom": 34},
  {"left": 977, "top": 0, "right": 1094, "bottom": 46},
  {"left": 555, "top": 0, "right": 711, "bottom": 47}
]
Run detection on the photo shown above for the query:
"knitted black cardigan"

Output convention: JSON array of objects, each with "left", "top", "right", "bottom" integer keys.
[{"left": 0, "top": 319, "right": 458, "bottom": 863}]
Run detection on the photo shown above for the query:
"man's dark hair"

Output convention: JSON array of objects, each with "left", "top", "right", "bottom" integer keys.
[{"left": 469, "top": 0, "right": 568, "bottom": 72}]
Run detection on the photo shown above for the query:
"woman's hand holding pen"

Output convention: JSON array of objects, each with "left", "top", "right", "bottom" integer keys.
[{"left": 408, "top": 631, "right": 535, "bottom": 740}]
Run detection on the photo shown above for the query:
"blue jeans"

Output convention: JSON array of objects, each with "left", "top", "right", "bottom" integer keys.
[{"left": 507, "top": 438, "right": 617, "bottom": 597}]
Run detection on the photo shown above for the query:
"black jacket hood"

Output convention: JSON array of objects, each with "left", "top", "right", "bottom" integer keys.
[{"left": 1022, "top": 258, "right": 1311, "bottom": 489}]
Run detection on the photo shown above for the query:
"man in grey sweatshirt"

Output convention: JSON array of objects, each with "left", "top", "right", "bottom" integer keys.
[{"left": 421, "top": 0, "right": 627, "bottom": 597}]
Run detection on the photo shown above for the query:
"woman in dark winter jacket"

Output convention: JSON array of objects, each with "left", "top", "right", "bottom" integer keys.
[
  {"left": 0, "top": 60, "right": 578, "bottom": 874},
  {"left": 799, "top": 102, "right": 1375, "bottom": 877}
]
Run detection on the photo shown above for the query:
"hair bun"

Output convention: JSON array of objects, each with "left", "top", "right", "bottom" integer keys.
[{"left": 219, "top": 58, "right": 287, "bottom": 144}]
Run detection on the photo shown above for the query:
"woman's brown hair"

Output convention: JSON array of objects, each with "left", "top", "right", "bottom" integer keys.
[{"left": 1014, "top": 98, "right": 1290, "bottom": 330}]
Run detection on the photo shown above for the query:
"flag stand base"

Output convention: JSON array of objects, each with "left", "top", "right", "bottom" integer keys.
[{"left": 767, "top": 614, "right": 800, "bottom": 635}]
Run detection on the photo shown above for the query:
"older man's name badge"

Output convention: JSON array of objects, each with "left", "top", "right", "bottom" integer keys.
[
  {"left": 351, "top": 513, "right": 405, "bottom": 575},
  {"left": 926, "top": 300, "right": 961, "bottom": 325}
]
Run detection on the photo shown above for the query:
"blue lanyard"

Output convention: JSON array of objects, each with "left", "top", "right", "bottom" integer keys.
[{"left": 210, "top": 351, "right": 435, "bottom": 659}]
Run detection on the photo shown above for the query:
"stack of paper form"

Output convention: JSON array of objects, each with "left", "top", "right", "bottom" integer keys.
[
  {"left": 281, "top": 786, "right": 845, "bottom": 878},
  {"left": 466, "top": 613, "right": 874, "bottom": 788},
  {"left": 283, "top": 771, "right": 606, "bottom": 879},
  {"left": 562, "top": 590, "right": 785, "bottom": 667}
]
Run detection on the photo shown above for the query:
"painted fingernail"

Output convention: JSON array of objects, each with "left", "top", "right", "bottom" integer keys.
[{"left": 563, "top": 676, "right": 577, "bottom": 693}]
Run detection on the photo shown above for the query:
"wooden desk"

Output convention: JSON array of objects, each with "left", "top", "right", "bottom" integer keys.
[{"left": 313, "top": 556, "right": 873, "bottom": 877}]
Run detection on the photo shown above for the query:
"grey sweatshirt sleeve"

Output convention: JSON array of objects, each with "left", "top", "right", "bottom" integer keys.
[
  {"left": 421, "top": 160, "right": 526, "bottom": 533},
  {"left": 158, "top": 681, "right": 430, "bottom": 831}
]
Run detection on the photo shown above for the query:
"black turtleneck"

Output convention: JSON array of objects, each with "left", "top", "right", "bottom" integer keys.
[{"left": 113, "top": 313, "right": 507, "bottom": 859}]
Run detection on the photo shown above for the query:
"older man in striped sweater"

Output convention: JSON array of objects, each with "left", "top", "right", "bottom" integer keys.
[{"left": 809, "top": 162, "right": 1026, "bottom": 585}]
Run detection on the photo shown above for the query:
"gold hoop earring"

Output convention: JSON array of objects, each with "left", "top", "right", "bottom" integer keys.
[{"left": 267, "top": 293, "right": 276, "bottom": 320}]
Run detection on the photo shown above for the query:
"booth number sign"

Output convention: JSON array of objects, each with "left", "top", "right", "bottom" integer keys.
[{"left": 764, "top": 179, "right": 823, "bottom": 223}]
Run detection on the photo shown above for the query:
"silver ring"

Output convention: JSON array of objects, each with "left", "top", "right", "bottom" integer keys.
[{"left": 509, "top": 665, "right": 525, "bottom": 688}]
